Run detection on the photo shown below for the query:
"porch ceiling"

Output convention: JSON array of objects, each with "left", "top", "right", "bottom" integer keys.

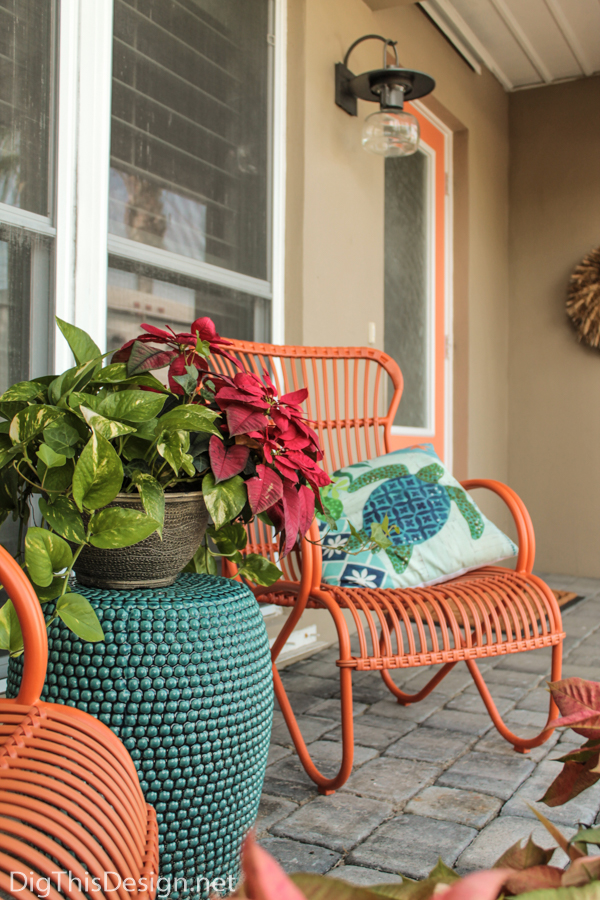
[{"left": 370, "top": 0, "right": 600, "bottom": 91}]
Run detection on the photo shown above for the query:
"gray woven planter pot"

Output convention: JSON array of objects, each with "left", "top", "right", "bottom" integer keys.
[{"left": 74, "top": 491, "right": 208, "bottom": 590}]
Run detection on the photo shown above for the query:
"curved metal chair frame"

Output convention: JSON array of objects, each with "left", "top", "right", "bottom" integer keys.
[
  {"left": 214, "top": 341, "right": 564, "bottom": 794},
  {"left": 0, "top": 545, "right": 159, "bottom": 900}
]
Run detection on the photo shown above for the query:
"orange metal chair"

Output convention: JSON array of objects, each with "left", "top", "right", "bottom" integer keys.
[
  {"left": 0, "top": 545, "right": 159, "bottom": 900},
  {"left": 214, "top": 342, "right": 564, "bottom": 795}
]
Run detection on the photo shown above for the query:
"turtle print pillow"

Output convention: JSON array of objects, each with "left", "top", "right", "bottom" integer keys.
[{"left": 317, "top": 444, "right": 517, "bottom": 590}]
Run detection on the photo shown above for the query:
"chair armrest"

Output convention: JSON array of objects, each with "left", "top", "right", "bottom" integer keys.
[{"left": 460, "top": 478, "right": 535, "bottom": 573}]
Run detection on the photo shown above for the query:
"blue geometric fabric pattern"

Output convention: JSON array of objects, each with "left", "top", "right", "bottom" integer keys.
[{"left": 318, "top": 444, "right": 517, "bottom": 591}]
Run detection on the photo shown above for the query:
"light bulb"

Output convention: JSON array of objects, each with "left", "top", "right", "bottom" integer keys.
[{"left": 361, "top": 109, "right": 420, "bottom": 157}]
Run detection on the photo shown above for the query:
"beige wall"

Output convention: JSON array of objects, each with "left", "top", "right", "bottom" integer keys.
[
  {"left": 508, "top": 76, "right": 600, "bottom": 577},
  {"left": 286, "top": 0, "right": 510, "bottom": 488},
  {"left": 283, "top": 0, "right": 513, "bottom": 646}
]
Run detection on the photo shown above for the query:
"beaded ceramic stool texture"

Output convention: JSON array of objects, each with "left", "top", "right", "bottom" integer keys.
[{"left": 8, "top": 574, "right": 274, "bottom": 898}]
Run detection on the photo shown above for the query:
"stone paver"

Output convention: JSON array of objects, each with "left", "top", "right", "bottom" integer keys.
[
  {"left": 341, "top": 757, "right": 441, "bottom": 806},
  {"left": 367, "top": 695, "right": 445, "bottom": 723},
  {"left": 306, "top": 698, "right": 367, "bottom": 719},
  {"left": 424, "top": 708, "right": 493, "bottom": 736},
  {"left": 257, "top": 577, "right": 600, "bottom": 881},
  {"left": 456, "top": 816, "right": 573, "bottom": 872},
  {"left": 348, "top": 815, "right": 477, "bottom": 879},
  {"left": 272, "top": 792, "right": 392, "bottom": 852},
  {"left": 437, "top": 750, "right": 535, "bottom": 800},
  {"left": 406, "top": 786, "right": 502, "bottom": 829},
  {"left": 327, "top": 866, "right": 403, "bottom": 886},
  {"left": 501, "top": 759, "right": 600, "bottom": 826},
  {"left": 258, "top": 837, "right": 341, "bottom": 873},
  {"left": 325, "top": 716, "right": 415, "bottom": 750},
  {"left": 386, "top": 727, "right": 472, "bottom": 765},
  {"left": 270, "top": 714, "right": 337, "bottom": 746},
  {"left": 255, "top": 795, "right": 298, "bottom": 833}
]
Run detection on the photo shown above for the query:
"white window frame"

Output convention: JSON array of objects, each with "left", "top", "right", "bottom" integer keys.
[{"left": 50, "top": 0, "right": 286, "bottom": 370}]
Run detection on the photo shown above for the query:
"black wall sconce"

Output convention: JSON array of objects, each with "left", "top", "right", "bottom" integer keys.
[{"left": 335, "top": 34, "right": 435, "bottom": 157}]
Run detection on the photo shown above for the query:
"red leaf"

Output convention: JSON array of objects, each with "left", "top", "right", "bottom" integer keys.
[
  {"left": 224, "top": 403, "right": 268, "bottom": 437},
  {"left": 503, "top": 866, "right": 563, "bottom": 894},
  {"left": 208, "top": 435, "right": 250, "bottom": 483},
  {"left": 563, "top": 855, "right": 600, "bottom": 886},
  {"left": 441, "top": 869, "right": 513, "bottom": 900},
  {"left": 280, "top": 481, "right": 300, "bottom": 556},
  {"left": 273, "top": 455, "right": 299, "bottom": 483},
  {"left": 541, "top": 757, "right": 600, "bottom": 806},
  {"left": 548, "top": 678, "right": 600, "bottom": 736},
  {"left": 141, "top": 323, "right": 176, "bottom": 341},
  {"left": 127, "top": 341, "right": 179, "bottom": 375},
  {"left": 191, "top": 316, "right": 219, "bottom": 342},
  {"left": 266, "top": 499, "right": 285, "bottom": 534},
  {"left": 240, "top": 834, "right": 306, "bottom": 900},
  {"left": 280, "top": 388, "right": 308, "bottom": 406},
  {"left": 216, "top": 387, "right": 269, "bottom": 408},
  {"left": 246, "top": 465, "right": 284, "bottom": 515},
  {"left": 297, "top": 484, "right": 315, "bottom": 538}
]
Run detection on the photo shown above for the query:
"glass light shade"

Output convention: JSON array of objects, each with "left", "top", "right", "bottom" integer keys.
[{"left": 361, "top": 109, "right": 420, "bottom": 157}]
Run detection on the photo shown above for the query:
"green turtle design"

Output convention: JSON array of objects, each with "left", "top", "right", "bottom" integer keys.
[{"left": 323, "top": 462, "right": 484, "bottom": 574}]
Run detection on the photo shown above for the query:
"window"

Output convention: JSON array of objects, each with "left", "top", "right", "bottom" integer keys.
[
  {"left": 0, "top": 0, "right": 55, "bottom": 393},
  {"left": 106, "top": 0, "right": 275, "bottom": 350}
]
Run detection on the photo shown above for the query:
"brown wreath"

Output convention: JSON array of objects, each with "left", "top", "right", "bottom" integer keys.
[{"left": 566, "top": 245, "right": 600, "bottom": 348}]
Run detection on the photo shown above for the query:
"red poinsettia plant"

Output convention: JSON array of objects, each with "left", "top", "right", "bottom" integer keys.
[{"left": 112, "top": 317, "right": 330, "bottom": 584}]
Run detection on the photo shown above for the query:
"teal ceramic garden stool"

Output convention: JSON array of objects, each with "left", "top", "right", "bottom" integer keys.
[{"left": 8, "top": 573, "right": 273, "bottom": 898}]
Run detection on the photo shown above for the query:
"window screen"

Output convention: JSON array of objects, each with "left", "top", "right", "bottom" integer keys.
[{"left": 109, "top": 0, "right": 271, "bottom": 281}]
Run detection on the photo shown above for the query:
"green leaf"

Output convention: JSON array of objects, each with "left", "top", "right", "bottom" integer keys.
[
  {"left": 122, "top": 436, "right": 153, "bottom": 462},
  {"left": 0, "top": 400, "right": 27, "bottom": 421},
  {"left": 37, "top": 458, "right": 74, "bottom": 494},
  {"left": 34, "top": 575, "right": 68, "bottom": 602},
  {"left": 89, "top": 507, "right": 160, "bottom": 548},
  {"left": 1, "top": 381, "right": 45, "bottom": 403},
  {"left": 572, "top": 827, "right": 600, "bottom": 846},
  {"left": 37, "top": 443, "right": 67, "bottom": 469},
  {"left": 195, "top": 336, "right": 211, "bottom": 358},
  {"left": 0, "top": 599, "right": 24, "bottom": 656},
  {"left": 72, "top": 431, "right": 123, "bottom": 511},
  {"left": 237, "top": 553, "right": 282, "bottom": 586},
  {"left": 172, "top": 365, "right": 200, "bottom": 396},
  {"left": 130, "top": 473, "right": 165, "bottom": 536},
  {"left": 43, "top": 420, "right": 80, "bottom": 457},
  {"left": 202, "top": 472, "right": 246, "bottom": 530},
  {"left": 156, "top": 404, "right": 221, "bottom": 436},
  {"left": 157, "top": 429, "right": 191, "bottom": 476},
  {"left": 56, "top": 316, "right": 101, "bottom": 365},
  {"left": 9, "top": 405, "right": 64, "bottom": 444},
  {"left": 48, "top": 358, "right": 100, "bottom": 405},
  {"left": 290, "top": 873, "right": 385, "bottom": 899},
  {"left": 184, "top": 543, "right": 217, "bottom": 575},
  {"left": 25, "top": 527, "right": 73, "bottom": 587},
  {"left": 370, "top": 521, "right": 393, "bottom": 550},
  {"left": 91, "top": 365, "right": 169, "bottom": 392},
  {"left": 80, "top": 406, "right": 136, "bottom": 440},
  {"left": 98, "top": 390, "right": 166, "bottom": 423},
  {"left": 208, "top": 522, "right": 248, "bottom": 556},
  {"left": 56, "top": 592, "right": 105, "bottom": 642},
  {"left": 39, "top": 496, "right": 86, "bottom": 544}
]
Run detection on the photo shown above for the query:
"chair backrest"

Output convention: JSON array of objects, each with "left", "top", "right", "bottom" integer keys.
[
  {"left": 211, "top": 340, "right": 404, "bottom": 473},
  {"left": 211, "top": 341, "right": 404, "bottom": 577}
]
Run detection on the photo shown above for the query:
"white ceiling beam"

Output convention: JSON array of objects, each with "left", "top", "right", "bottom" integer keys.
[
  {"left": 487, "top": 0, "right": 554, "bottom": 83},
  {"left": 543, "top": 0, "right": 593, "bottom": 76},
  {"left": 418, "top": 1, "right": 482, "bottom": 73},
  {"left": 419, "top": 0, "right": 513, "bottom": 90}
]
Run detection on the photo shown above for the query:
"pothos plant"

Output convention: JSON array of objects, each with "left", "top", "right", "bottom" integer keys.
[{"left": 0, "top": 316, "right": 331, "bottom": 656}]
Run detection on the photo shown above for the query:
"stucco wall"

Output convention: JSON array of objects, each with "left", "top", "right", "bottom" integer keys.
[
  {"left": 283, "top": 0, "right": 512, "bottom": 646},
  {"left": 508, "top": 76, "right": 600, "bottom": 577},
  {"left": 286, "top": 0, "right": 510, "bottom": 487}
]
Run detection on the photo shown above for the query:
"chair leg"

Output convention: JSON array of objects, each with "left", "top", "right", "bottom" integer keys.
[
  {"left": 272, "top": 663, "right": 354, "bottom": 794},
  {"left": 380, "top": 662, "right": 458, "bottom": 704},
  {"left": 466, "top": 641, "right": 563, "bottom": 752}
]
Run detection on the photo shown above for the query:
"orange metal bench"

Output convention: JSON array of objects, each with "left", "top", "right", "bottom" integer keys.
[
  {"left": 0, "top": 545, "right": 159, "bottom": 900},
  {"left": 213, "top": 341, "right": 564, "bottom": 794}
]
